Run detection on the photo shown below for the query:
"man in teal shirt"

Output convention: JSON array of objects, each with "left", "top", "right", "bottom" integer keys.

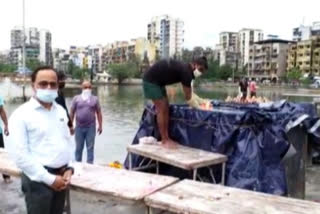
[{"left": 0, "top": 95, "right": 10, "bottom": 183}]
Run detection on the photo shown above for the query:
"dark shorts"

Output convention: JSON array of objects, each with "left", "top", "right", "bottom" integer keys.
[
  {"left": 241, "top": 92, "right": 247, "bottom": 100},
  {"left": 143, "top": 81, "right": 167, "bottom": 100},
  {"left": 0, "top": 133, "right": 3, "bottom": 148},
  {"left": 251, "top": 92, "right": 257, "bottom": 97}
]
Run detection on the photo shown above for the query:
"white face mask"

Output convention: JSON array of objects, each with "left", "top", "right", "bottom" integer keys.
[
  {"left": 36, "top": 89, "right": 58, "bottom": 103},
  {"left": 193, "top": 69, "right": 202, "bottom": 78},
  {"left": 81, "top": 89, "right": 92, "bottom": 100}
]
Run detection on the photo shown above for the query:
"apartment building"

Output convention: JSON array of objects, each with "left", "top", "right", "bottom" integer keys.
[
  {"left": 248, "top": 39, "right": 291, "bottom": 78},
  {"left": 147, "top": 15, "right": 184, "bottom": 59}
]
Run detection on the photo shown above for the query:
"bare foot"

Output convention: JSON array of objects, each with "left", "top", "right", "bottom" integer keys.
[{"left": 162, "top": 139, "right": 179, "bottom": 149}]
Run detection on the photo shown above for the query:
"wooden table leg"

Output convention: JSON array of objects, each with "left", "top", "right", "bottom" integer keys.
[
  {"left": 129, "top": 152, "right": 132, "bottom": 170},
  {"left": 193, "top": 168, "right": 198, "bottom": 180},
  {"left": 221, "top": 162, "right": 226, "bottom": 185},
  {"left": 156, "top": 161, "right": 159, "bottom": 174}
]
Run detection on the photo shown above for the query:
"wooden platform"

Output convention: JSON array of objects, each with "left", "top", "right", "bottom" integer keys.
[
  {"left": 0, "top": 148, "right": 178, "bottom": 202},
  {"left": 127, "top": 144, "right": 227, "bottom": 170},
  {"left": 145, "top": 179, "right": 320, "bottom": 214},
  {"left": 71, "top": 162, "right": 178, "bottom": 201}
]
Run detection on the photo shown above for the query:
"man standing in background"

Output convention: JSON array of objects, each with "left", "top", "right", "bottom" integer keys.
[
  {"left": 0, "top": 95, "right": 10, "bottom": 183},
  {"left": 55, "top": 71, "right": 74, "bottom": 135},
  {"left": 70, "top": 81, "right": 103, "bottom": 164}
]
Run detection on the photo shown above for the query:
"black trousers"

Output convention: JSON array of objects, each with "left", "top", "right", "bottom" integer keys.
[
  {"left": 0, "top": 133, "right": 10, "bottom": 180},
  {"left": 21, "top": 173, "right": 66, "bottom": 214}
]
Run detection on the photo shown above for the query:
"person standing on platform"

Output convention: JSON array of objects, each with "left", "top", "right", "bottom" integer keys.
[
  {"left": 8, "top": 66, "right": 74, "bottom": 214},
  {"left": 249, "top": 78, "right": 257, "bottom": 98},
  {"left": 70, "top": 81, "right": 103, "bottom": 164},
  {"left": 142, "top": 57, "right": 209, "bottom": 149}
]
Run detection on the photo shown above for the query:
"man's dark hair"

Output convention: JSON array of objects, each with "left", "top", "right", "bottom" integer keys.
[
  {"left": 31, "top": 66, "right": 57, "bottom": 83},
  {"left": 57, "top": 71, "right": 66, "bottom": 81},
  {"left": 193, "top": 56, "right": 208, "bottom": 70}
]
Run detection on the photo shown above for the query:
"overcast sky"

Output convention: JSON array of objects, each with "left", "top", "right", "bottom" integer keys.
[{"left": 0, "top": 0, "right": 319, "bottom": 51}]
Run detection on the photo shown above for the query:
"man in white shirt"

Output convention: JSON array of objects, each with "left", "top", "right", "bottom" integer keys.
[{"left": 8, "top": 66, "right": 74, "bottom": 214}]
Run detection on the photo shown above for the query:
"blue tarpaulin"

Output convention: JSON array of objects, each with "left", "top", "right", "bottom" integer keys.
[{"left": 124, "top": 100, "right": 320, "bottom": 195}]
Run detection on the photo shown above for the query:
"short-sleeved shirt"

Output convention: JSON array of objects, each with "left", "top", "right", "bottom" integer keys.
[
  {"left": 71, "top": 95, "right": 101, "bottom": 128},
  {"left": 249, "top": 81, "right": 257, "bottom": 92},
  {"left": 0, "top": 96, "right": 4, "bottom": 134},
  {"left": 143, "top": 59, "right": 194, "bottom": 87}
]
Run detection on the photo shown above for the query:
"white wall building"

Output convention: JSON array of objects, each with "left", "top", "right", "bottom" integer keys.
[
  {"left": 147, "top": 15, "right": 184, "bottom": 59},
  {"left": 293, "top": 22, "right": 320, "bottom": 41},
  {"left": 39, "top": 29, "right": 53, "bottom": 65},
  {"left": 239, "top": 28, "right": 264, "bottom": 66},
  {"left": 10, "top": 27, "right": 52, "bottom": 67}
]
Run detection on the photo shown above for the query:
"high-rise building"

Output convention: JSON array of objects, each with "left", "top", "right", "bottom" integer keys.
[
  {"left": 88, "top": 45, "right": 103, "bottom": 73},
  {"left": 248, "top": 39, "right": 291, "bottom": 79},
  {"left": 102, "top": 38, "right": 157, "bottom": 69},
  {"left": 10, "top": 27, "right": 53, "bottom": 67},
  {"left": 293, "top": 22, "right": 320, "bottom": 41},
  {"left": 147, "top": 15, "right": 184, "bottom": 59},
  {"left": 287, "top": 35, "right": 320, "bottom": 75},
  {"left": 239, "top": 28, "right": 264, "bottom": 67},
  {"left": 39, "top": 29, "right": 53, "bottom": 66},
  {"left": 215, "top": 32, "right": 240, "bottom": 68},
  {"left": 219, "top": 32, "right": 238, "bottom": 51}
]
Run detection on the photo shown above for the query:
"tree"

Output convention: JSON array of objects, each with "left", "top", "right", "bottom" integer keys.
[
  {"left": 218, "top": 65, "right": 233, "bottom": 80},
  {"left": 287, "top": 67, "right": 302, "bottom": 82},
  {"left": 200, "top": 60, "right": 220, "bottom": 80},
  {"left": 108, "top": 62, "right": 138, "bottom": 84},
  {"left": 128, "top": 54, "right": 142, "bottom": 78},
  {"left": 26, "top": 59, "right": 43, "bottom": 71},
  {"left": 181, "top": 48, "right": 193, "bottom": 62},
  {"left": 0, "top": 63, "right": 17, "bottom": 73},
  {"left": 67, "top": 60, "right": 88, "bottom": 80}
]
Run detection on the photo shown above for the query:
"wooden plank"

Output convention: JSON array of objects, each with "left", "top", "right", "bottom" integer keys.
[
  {"left": 0, "top": 148, "right": 178, "bottom": 201},
  {"left": 145, "top": 179, "right": 320, "bottom": 214},
  {"left": 71, "top": 162, "right": 178, "bottom": 201},
  {"left": 127, "top": 144, "right": 227, "bottom": 170}
]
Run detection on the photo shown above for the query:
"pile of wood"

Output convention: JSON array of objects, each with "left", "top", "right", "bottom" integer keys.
[{"left": 225, "top": 96, "right": 271, "bottom": 104}]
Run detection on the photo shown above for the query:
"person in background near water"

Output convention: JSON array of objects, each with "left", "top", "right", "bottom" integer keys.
[
  {"left": 55, "top": 71, "right": 74, "bottom": 135},
  {"left": 7, "top": 66, "right": 74, "bottom": 214},
  {"left": 0, "top": 95, "right": 10, "bottom": 183},
  {"left": 249, "top": 78, "right": 258, "bottom": 98},
  {"left": 143, "top": 57, "right": 209, "bottom": 149},
  {"left": 70, "top": 81, "right": 103, "bottom": 164},
  {"left": 239, "top": 78, "right": 248, "bottom": 102}
]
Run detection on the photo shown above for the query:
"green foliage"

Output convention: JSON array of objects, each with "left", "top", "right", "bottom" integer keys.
[
  {"left": 301, "top": 77, "right": 312, "bottom": 85},
  {"left": 287, "top": 67, "right": 302, "bottom": 82},
  {"left": 0, "top": 63, "right": 17, "bottom": 73},
  {"left": 67, "top": 61, "right": 89, "bottom": 80},
  {"left": 218, "top": 65, "right": 233, "bottom": 80},
  {"left": 128, "top": 54, "right": 143, "bottom": 78},
  {"left": 108, "top": 62, "right": 138, "bottom": 84},
  {"left": 200, "top": 60, "right": 234, "bottom": 81},
  {"left": 26, "top": 59, "right": 43, "bottom": 71}
]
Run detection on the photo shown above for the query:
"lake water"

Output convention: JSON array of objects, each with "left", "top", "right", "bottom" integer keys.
[{"left": 0, "top": 79, "right": 319, "bottom": 165}]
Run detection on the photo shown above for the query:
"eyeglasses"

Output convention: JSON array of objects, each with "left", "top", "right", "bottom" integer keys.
[
  {"left": 37, "top": 81, "right": 58, "bottom": 89},
  {"left": 83, "top": 86, "right": 92, "bottom": 89}
]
